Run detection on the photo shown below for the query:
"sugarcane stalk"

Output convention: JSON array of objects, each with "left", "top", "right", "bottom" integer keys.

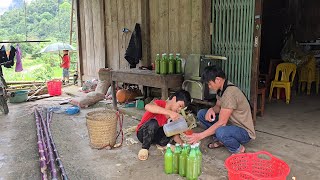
[
  {"left": 37, "top": 108, "right": 58, "bottom": 180},
  {"left": 35, "top": 109, "right": 48, "bottom": 180},
  {"left": 39, "top": 114, "right": 49, "bottom": 165},
  {"left": 46, "top": 110, "right": 69, "bottom": 180}
]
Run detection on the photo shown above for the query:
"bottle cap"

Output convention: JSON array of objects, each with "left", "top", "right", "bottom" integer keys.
[
  {"left": 167, "top": 144, "right": 171, "bottom": 147},
  {"left": 175, "top": 143, "right": 180, "bottom": 146}
]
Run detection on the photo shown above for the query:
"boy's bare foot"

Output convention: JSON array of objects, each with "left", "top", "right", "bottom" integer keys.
[{"left": 138, "top": 149, "right": 149, "bottom": 161}]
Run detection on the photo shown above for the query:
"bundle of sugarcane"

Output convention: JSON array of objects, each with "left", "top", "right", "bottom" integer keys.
[
  {"left": 35, "top": 108, "right": 68, "bottom": 180},
  {"left": 35, "top": 109, "right": 48, "bottom": 179}
]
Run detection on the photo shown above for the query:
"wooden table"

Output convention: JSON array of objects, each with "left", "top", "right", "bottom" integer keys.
[{"left": 111, "top": 69, "right": 184, "bottom": 110}]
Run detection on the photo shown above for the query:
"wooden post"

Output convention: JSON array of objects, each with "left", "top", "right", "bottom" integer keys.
[
  {"left": 250, "top": 0, "right": 263, "bottom": 124},
  {"left": 70, "top": 0, "right": 74, "bottom": 45},
  {"left": 75, "top": 0, "right": 83, "bottom": 86}
]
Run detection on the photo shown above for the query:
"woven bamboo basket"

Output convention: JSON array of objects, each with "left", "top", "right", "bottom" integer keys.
[{"left": 86, "top": 109, "right": 117, "bottom": 149}]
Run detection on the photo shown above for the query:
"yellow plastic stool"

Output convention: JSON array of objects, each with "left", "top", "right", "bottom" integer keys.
[
  {"left": 298, "top": 56, "right": 319, "bottom": 95},
  {"left": 269, "top": 63, "right": 297, "bottom": 104}
]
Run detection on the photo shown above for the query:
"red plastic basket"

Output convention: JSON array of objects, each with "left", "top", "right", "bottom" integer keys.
[
  {"left": 225, "top": 151, "right": 290, "bottom": 180},
  {"left": 47, "top": 80, "right": 62, "bottom": 96}
]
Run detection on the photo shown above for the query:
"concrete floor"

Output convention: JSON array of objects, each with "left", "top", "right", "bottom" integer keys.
[
  {"left": 65, "top": 86, "right": 320, "bottom": 179},
  {"left": 0, "top": 86, "right": 319, "bottom": 179}
]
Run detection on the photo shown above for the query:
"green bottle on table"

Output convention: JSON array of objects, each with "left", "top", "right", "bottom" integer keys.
[
  {"left": 155, "top": 53, "right": 161, "bottom": 74},
  {"left": 168, "top": 53, "right": 175, "bottom": 74},
  {"left": 176, "top": 53, "right": 182, "bottom": 74},
  {"left": 160, "top": 53, "right": 168, "bottom": 75},
  {"left": 164, "top": 144, "right": 173, "bottom": 174}
]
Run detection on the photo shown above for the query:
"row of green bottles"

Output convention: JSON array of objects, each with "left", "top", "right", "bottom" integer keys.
[
  {"left": 164, "top": 143, "right": 202, "bottom": 179},
  {"left": 155, "top": 53, "right": 182, "bottom": 75}
]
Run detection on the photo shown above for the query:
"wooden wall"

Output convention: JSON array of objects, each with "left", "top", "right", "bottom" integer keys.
[
  {"left": 104, "top": 0, "right": 149, "bottom": 70},
  {"left": 76, "top": 0, "right": 211, "bottom": 81},
  {"left": 149, "top": 0, "right": 211, "bottom": 61},
  {"left": 77, "top": 0, "right": 106, "bottom": 80}
]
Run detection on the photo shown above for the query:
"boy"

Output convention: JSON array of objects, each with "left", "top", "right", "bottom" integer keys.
[
  {"left": 136, "top": 90, "right": 191, "bottom": 161},
  {"left": 60, "top": 50, "right": 70, "bottom": 85}
]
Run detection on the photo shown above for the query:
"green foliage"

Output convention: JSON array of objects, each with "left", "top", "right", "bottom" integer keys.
[
  {"left": 0, "top": 0, "right": 78, "bottom": 81},
  {"left": 0, "top": 0, "right": 77, "bottom": 55}
]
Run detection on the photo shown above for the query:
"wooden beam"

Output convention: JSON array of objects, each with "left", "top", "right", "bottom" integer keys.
[
  {"left": 250, "top": 0, "right": 263, "bottom": 124},
  {"left": 75, "top": 0, "right": 84, "bottom": 85}
]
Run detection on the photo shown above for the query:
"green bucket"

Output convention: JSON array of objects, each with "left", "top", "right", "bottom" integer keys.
[{"left": 9, "top": 90, "right": 29, "bottom": 103}]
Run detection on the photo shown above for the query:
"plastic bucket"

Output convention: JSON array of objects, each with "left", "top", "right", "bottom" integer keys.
[
  {"left": 163, "top": 117, "right": 188, "bottom": 137},
  {"left": 9, "top": 90, "right": 28, "bottom": 103},
  {"left": 47, "top": 80, "right": 62, "bottom": 96}
]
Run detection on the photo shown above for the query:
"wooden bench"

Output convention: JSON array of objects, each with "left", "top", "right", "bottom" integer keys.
[{"left": 111, "top": 69, "right": 183, "bottom": 110}]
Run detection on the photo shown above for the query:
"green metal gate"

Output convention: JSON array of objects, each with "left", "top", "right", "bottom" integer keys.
[{"left": 212, "top": 0, "right": 255, "bottom": 97}]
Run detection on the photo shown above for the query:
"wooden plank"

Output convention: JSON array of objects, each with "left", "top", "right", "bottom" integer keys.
[
  {"left": 159, "top": 0, "right": 169, "bottom": 54},
  {"left": 101, "top": 0, "right": 107, "bottom": 68},
  {"left": 105, "top": 0, "right": 112, "bottom": 68},
  {"left": 168, "top": 0, "right": 180, "bottom": 54},
  {"left": 131, "top": 0, "right": 138, "bottom": 25},
  {"left": 201, "top": 0, "right": 212, "bottom": 54},
  {"left": 139, "top": 0, "right": 151, "bottom": 66},
  {"left": 110, "top": 0, "right": 120, "bottom": 70},
  {"left": 149, "top": 0, "right": 159, "bottom": 63},
  {"left": 119, "top": 0, "right": 128, "bottom": 69},
  {"left": 84, "top": 0, "right": 95, "bottom": 77},
  {"left": 250, "top": 0, "right": 262, "bottom": 123},
  {"left": 77, "top": 0, "right": 86, "bottom": 83},
  {"left": 179, "top": 0, "right": 192, "bottom": 58},
  {"left": 92, "top": 0, "right": 105, "bottom": 72},
  {"left": 191, "top": 0, "right": 201, "bottom": 54}
]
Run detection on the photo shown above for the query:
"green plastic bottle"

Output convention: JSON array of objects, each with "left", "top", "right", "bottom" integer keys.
[
  {"left": 186, "top": 143, "right": 191, "bottom": 154},
  {"left": 164, "top": 144, "right": 173, "bottom": 174},
  {"left": 186, "top": 145, "right": 198, "bottom": 180},
  {"left": 176, "top": 53, "right": 182, "bottom": 74},
  {"left": 195, "top": 143, "right": 202, "bottom": 176},
  {"left": 173, "top": 143, "right": 181, "bottom": 174},
  {"left": 160, "top": 53, "right": 168, "bottom": 75},
  {"left": 168, "top": 53, "right": 175, "bottom": 74},
  {"left": 179, "top": 144, "right": 188, "bottom": 177},
  {"left": 155, "top": 54, "right": 161, "bottom": 74}
]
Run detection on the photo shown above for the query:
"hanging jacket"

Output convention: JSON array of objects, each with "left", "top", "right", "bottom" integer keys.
[
  {"left": 0, "top": 45, "right": 9, "bottom": 64},
  {"left": 15, "top": 45, "right": 23, "bottom": 72},
  {"left": 8, "top": 45, "right": 16, "bottom": 67},
  {"left": 124, "top": 23, "right": 142, "bottom": 68}
]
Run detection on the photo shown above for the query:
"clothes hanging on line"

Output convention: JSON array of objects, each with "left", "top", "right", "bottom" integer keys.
[
  {"left": 0, "top": 45, "right": 9, "bottom": 65},
  {"left": 0, "top": 45, "right": 16, "bottom": 68},
  {"left": 15, "top": 44, "right": 23, "bottom": 72}
]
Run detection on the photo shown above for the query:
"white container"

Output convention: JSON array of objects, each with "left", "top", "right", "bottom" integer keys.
[{"left": 163, "top": 117, "right": 188, "bottom": 137}]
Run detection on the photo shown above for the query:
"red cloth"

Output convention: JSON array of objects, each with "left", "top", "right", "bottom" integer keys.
[
  {"left": 60, "top": 55, "right": 70, "bottom": 68},
  {"left": 136, "top": 100, "right": 167, "bottom": 133}
]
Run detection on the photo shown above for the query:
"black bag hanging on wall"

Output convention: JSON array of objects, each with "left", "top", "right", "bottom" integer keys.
[{"left": 124, "top": 23, "right": 142, "bottom": 68}]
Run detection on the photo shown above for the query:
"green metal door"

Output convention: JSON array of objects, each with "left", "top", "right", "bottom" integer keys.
[{"left": 212, "top": 0, "right": 255, "bottom": 97}]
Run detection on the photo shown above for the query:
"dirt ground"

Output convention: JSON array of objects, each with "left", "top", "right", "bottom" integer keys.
[
  {"left": 0, "top": 89, "right": 319, "bottom": 180},
  {"left": 0, "top": 95, "right": 229, "bottom": 180}
]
